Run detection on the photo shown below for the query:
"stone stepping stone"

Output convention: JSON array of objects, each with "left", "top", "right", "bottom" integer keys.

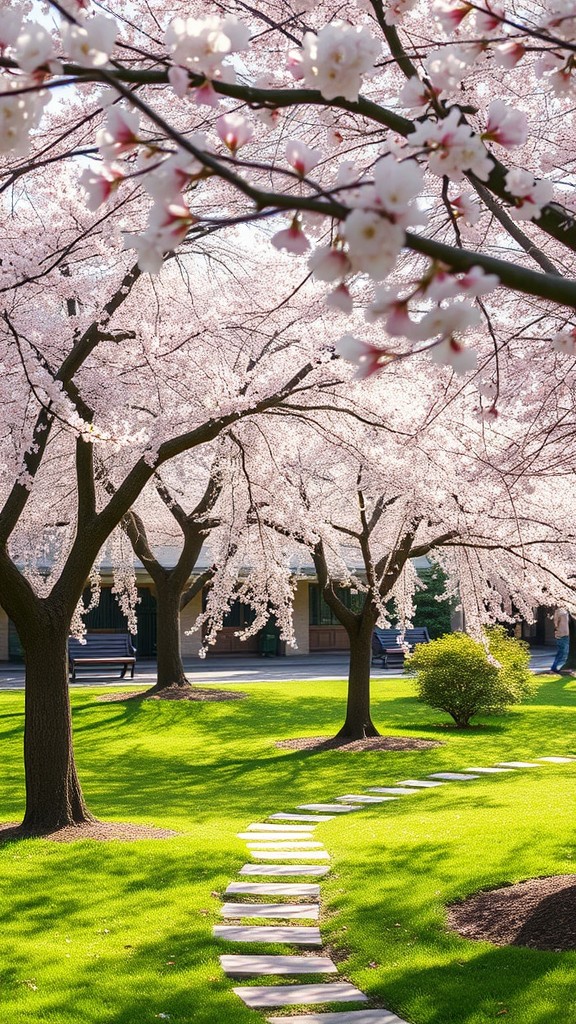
[
  {"left": 248, "top": 823, "right": 318, "bottom": 832},
  {"left": 428, "top": 772, "right": 479, "bottom": 780},
  {"left": 222, "top": 903, "right": 319, "bottom": 920},
  {"left": 267, "top": 1010, "right": 409, "bottom": 1024},
  {"left": 464, "top": 767, "right": 511, "bottom": 774},
  {"left": 366, "top": 787, "right": 421, "bottom": 796},
  {"left": 250, "top": 850, "right": 331, "bottom": 860},
  {"left": 297, "top": 804, "right": 361, "bottom": 813},
  {"left": 239, "top": 833, "right": 316, "bottom": 842},
  {"left": 226, "top": 882, "right": 321, "bottom": 897},
  {"left": 213, "top": 924, "right": 322, "bottom": 945},
  {"left": 270, "top": 813, "right": 334, "bottom": 822},
  {"left": 396, "top": 779, "right": 445, "bottom": 788},
  {"left": 336, "top": 794, "right": 398, "bottom": 804},
  {"left": 246, "top": 841, "right": 324, "bottom": 849},
  {"left": 240, "top": 864, "right": 330, "bottom": 877},
  {"left": 538, "top": 756, "right": 576, "bottom": 763},
  {"left": 220, "top": 954, "right": 337, "bottom": 976},
  {"left": 496, "top": 761, "right": 541, "bottom": 768},
  {"left": 233, "top": 982, "right": 368, "bottom": 1008}
]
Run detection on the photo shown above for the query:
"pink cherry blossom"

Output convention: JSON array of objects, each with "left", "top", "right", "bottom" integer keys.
[
  {"left": 493, "top": 40, "right": 526, "bottom": 68},
  {"left": 96, "top": 106, "right": 140, "bottom": 160},
  {"left": 410, "top": 108, "right": 493, "bottom": 182},
  {"left": 216, "top": 112, "right": 253, "bottom": 153},
  {"left": 475, "top": 3, "right": 505, "bottom": 33},
  {"left": 429, "top": 337, "right": 478, "bottom": 374},
  {"left": 308, "top": 245, "right": 351, "bottom": 282},
  {"left": 325, "top": 284, "right": 353, "bottom": 313},
  {"left": 271, "top": 219, "right": 310, "bottom": 254},
  {"left": 450, "top": 193, "right": 481, "bottom": 225},
  {"left": 168, "top": 66, "right": 190, "bottom": 98},
  {"left": 335, "top": 334, "right": 390, "bottom": 377},
  {"left": 433, "top": 1, "right": 473, "bottom": 34},
  {"left": 505, "top": 168, "right": 553, "bottom": 221},
  {"left": 483, "top": 100, "right": 528, "bottom": 148},
  {"left": 79, "top": 162, "right": 124, "bottom": 210},
  {"left": 286, "top": 140, "right": 321, "bottom": 177}
]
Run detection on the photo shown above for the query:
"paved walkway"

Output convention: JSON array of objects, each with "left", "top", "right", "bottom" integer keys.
[
  {"left": 215, "top": 755, "right": 575, "bottom": 1023},
  {"left": 0, "top": 647, "right": 554, "bottom": 689}
]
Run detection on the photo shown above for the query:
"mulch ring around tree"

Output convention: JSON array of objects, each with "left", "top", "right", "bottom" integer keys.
[
  {"left": 276, "top": 736, "right": 442, "bottom": 752},
  {"left": 448, "top": 875, "right": 576, "bottom": 952},
  {"left": 0, "top": 821, "right": 178, "bottom": 843},
  {"left": 96, "top": 684, "right": 247, "bottom": 702}
]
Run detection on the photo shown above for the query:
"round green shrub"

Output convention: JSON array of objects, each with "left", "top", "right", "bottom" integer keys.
[{"left": 406, "top": 627, "right": 533, "bottom": 727}]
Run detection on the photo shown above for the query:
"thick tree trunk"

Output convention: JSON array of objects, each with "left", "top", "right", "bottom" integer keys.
[
  {"left": 336, "top": 618, "right": 380, "bottom": 739},
  {"left": 148, "top": 581, "right": 190, "bottom": 691},
  {"left": 21, "top": 624, "right": 95, "bottom": 833}
]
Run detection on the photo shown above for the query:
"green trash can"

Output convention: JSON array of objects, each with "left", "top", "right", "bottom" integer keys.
[{"left": 259, "top": 625, "right": 279, "bottom": 657}]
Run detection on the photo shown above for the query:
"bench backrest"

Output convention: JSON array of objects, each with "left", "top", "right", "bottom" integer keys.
[
  {"left": 372, "top": 627, "right": 430, "bottom": 651},
  {"left": 68, "top": 633, "right": 136, "bottom": 658}
]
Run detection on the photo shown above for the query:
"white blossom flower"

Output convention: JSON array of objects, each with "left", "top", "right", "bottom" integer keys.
[
  {"left": 13, "top": 23, "right": 56, "bottom": 73},
  {"left": 164, "top": 16, "right": 250, "bottom": 78},
  {"left": 410, "top": 109, "right": 493, "bottom": 182},
  {"left": 429, "top": 337, "right": 478, "bottom": 373},
  {"left": 493, "top": 40, "right": 526, "bottom": 68},
  {"left": 62, "top": 15, "right": 117, "bottom": 68},
  {"left": 297, "top": 22, "right": 380, "bottom": 102},
  {"left": 343, "top": 209, "right": 404, "bottom": 280},
  {"left": 372, "top": 155, "right": 424, "bottom": 225}
]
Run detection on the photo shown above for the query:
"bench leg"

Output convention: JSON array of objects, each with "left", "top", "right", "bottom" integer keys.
[
  {"left": 120, "top": 666, "right": 127, "bottom": 678},
  {"left": 130, "top": 664, "right": 135, "bottom": 679}
]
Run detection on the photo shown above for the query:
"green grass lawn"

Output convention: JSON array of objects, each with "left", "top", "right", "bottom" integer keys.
[{"left": 0, "top": 673, "right": 574, "bottom": 1024}]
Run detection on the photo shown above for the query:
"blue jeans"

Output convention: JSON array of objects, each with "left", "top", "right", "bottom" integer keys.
[{"left": 551, "top": 635, "right": 570, "bottom": 672}]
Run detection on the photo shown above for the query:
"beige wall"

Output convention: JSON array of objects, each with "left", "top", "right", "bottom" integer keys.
[
  {"left": 0, "top": 606, "right": 8, "bottom": 661},
  {"left": 286, "top": 581, "right": 310, "bottom": 656},
  {"left": 180, "top": 592, "right": 203, "bottom": 656}
]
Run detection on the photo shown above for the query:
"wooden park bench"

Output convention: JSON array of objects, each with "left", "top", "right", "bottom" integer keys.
[
  {"left": 371, "top": 627, "right": 431, "bottom": 670},
  {"left": 68, "top": 633, "right": 136, "bottom": 681}
]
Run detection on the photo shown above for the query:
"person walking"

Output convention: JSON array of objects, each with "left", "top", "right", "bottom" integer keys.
[{"left": 550, "top": 607, "right": 571, "bottom": 674}]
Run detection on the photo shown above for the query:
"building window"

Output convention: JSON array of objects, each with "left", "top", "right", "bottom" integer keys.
[{"left": 309, "top": 584, "right": 365, "bottom": 625}]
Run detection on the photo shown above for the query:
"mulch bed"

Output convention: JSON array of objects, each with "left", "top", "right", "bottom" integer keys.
[
  {"left": 97, "top": 684, "right": 246, "bottom": 702},
  {"left": 275, "top": 736, "right": 442, "bottom": 752},
  {"left": 448, "top": 875, "right": 576, "bottom": 952},
  {"left": 0, "top": 821, "right": 177, "bottom": 843}
]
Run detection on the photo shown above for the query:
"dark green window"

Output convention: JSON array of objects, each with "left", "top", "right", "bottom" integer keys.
[{"left": 309, "top": 584, "right": 366, "bottom": 625}]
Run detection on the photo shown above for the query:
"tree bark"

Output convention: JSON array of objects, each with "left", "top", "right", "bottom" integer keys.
[
  {"left": 336, "top": 614, "right": 380, "bottom": 739},
  {"left": 21, "top": 621, "right": 95, "bottom": 833},
  {"left": 147, "top": 579, "right": 190, "bottom": 691}
]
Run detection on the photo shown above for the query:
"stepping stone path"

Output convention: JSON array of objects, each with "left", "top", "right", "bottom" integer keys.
[
  {"left": 496, "top": 761, "right": 541, "bottom": 768},
  {"left": 213, "top": 754, "right": 575, "bottom": 1024},
  {"left": 220, "top": 954, "right": 337, "bottom": 975},
  {"left": 267, "top": 1012, "right": 409, "bottom": 1024},
  {"left": 222, "top": 902, "right": 320, "bottom": 920},
  {"left": 234, "top": 981, "right": 367, "bottom": 1008},
  {"left": 297, "top": 804, "right": 362, "bottom": 813},
  {"left": 226, "top": 882, "right": 321, "bottom": 896},
  {"left": 428, "top": 772, "right": 479, "bottom": 780},
  {"left": 214, "top": 924, "right": 322, "bottom": 945},
  {"left": 240, "top": 864, "right": 330, "bottom": 876}
]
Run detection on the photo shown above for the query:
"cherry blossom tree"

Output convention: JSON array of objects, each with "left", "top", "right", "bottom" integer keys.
[
  {"left": 2, "top": 0, "right": 576, "bottom": 823},
  {"left": 228, "top": 361, "right": 576, "bottom": 738}
]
